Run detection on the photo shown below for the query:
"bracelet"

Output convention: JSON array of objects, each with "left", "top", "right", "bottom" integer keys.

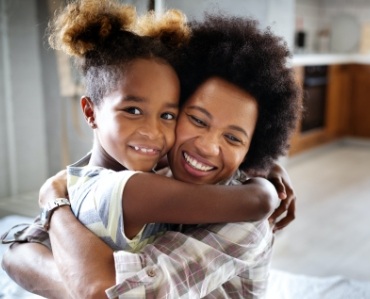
[{"left": 40, "top": 198, "right": 71, "bottom": 229}]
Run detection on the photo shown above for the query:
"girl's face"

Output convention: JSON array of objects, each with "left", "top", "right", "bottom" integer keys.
[
  {"left": 91, "top": 58, "right": 180, "bottom": 171},
  {"left": 168, "top": 77, "right": 258, "bottom": 185}
]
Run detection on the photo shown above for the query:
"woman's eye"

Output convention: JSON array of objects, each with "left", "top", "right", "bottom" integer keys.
[
  {"left": 189, "top": 115, "right": 207, "bottom": 127},
  {"left": 124, "top": 107, "right": 141, "bottom": 115},
  {"left": 225, "top": 134, "right": 242, "bottom": 144},
  {"left": 161, "top": 112, "right": 176, "bottom": 120}
]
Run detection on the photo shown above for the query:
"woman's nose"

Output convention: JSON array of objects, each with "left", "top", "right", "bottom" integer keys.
[{"left": 194, "top": 132, "right": 220, "bottom": 156}]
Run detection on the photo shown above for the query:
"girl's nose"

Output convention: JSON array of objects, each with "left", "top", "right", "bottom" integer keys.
[{"left": 137, "top": 118, "right": 163, "bottom": 139}]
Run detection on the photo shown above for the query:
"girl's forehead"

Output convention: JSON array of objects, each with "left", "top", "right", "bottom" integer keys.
[{"left": 105, "top": 58, "right": 180, "bottom": 107}]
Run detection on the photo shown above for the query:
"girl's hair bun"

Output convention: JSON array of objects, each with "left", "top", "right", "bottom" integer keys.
[
  {"left": 48, "top": 0, "right": 137, "bottom": 56},
  {"left": 134, "top": 9, "right": 191, "bottom": 48}
]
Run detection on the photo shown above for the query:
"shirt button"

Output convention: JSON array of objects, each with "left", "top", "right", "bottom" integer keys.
[{"left": 147, "top": 268, "right": 156, "bottom": 277}]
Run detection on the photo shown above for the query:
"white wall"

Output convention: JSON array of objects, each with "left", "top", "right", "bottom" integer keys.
[
  {"left": 296, "top": 0, "right": 370, "bottom": 53},
  {"left": 0, "top": 0, "right": 48, "bottom": 197},
  {"left": 164, "top": 0, "right": 295, "bottom": 50}
]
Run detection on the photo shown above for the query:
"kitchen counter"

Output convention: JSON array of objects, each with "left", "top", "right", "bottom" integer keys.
[{"left": 291, "top": 53, "right": 370, "bottom": 66}]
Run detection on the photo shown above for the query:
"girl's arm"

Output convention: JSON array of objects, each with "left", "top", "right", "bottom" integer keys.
[
  {"left": 266, "top": 162, "right": 296, "bottom": 232},
  {"left": 122, "top": 173, "right": 279, "bottom": 238},
  {"left": 40, "top": 169, "right": 279, "bottom": 241}
]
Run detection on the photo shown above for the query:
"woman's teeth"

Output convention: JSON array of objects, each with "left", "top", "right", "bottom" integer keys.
[{"left": 184, "top": 152, "right": 213, "bottom": 172}]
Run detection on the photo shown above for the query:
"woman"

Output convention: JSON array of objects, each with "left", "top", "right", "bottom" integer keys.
[{"left": 2, "top": 6, "right": 301, "bottom": 299}]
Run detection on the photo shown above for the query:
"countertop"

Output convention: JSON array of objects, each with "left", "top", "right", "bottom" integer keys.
[{"left": 291, "top": 53, "right": 370, "bottom": 66}]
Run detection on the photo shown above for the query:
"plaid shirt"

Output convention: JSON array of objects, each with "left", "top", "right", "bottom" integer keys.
[
  {"left": 105, "top": 221, "right": 273, "bottom": 299},
  {"left": 0, "top": 216, "right": 51, "bottom": 249},
  {"left": 105, "top": 171, "right": 274, "bottom": 298},
  {"left": 1, "top": 171, "right": 274, "bottom": 299}
]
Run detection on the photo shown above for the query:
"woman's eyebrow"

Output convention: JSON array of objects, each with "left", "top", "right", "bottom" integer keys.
[
  {"left": 186, "top": 105, "right": 212, "bottom": 118},
  {"left": 228, "top": 125, "right": 249, "bottom": 139},
  {"left": 187, "top": 105, "right": 249, "bottom": 138}
]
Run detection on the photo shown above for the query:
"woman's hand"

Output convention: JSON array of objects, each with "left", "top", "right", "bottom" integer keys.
[
  {"left": 266, "top": 162, "right": 296, "bottom": 232},
  {"left": 39, "top": 170, "right": 68, "bottom": 208}
]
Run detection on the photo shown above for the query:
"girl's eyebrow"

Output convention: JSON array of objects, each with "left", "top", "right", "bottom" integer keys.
[
  {"left": 187, "top": 105, "right": 249, "bottom": 138},
  {"left": 123, "top": 95, "right": 178, "bottom": 109},
  {"left": 122, "top": 95, "right": 145, "bottom": 102},
  {"left": 166, "top": 102, "right": 179, "bottom": 109}
]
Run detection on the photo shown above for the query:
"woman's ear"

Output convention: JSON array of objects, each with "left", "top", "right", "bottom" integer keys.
[{"left": 81, "top": 96, "right": 97, "bottom": 129}]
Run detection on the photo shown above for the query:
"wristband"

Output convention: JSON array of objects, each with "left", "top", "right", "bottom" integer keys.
[{"left": 40, "top": 198, "right": 71, "bottom": 229}]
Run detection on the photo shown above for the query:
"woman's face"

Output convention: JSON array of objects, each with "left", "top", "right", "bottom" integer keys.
[{"left": 168, "top": 77, "right": 258, "bottom": 185}]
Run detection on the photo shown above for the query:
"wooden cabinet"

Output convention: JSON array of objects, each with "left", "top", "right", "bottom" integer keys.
[
  {"left": 349, "top": 65, "right": 370, "bottom": 138},
  {"left": 289, "top": 63, "right": 369, "bottom": 155}
]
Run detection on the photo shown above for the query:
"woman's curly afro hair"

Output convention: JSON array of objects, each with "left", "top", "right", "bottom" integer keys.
[{"left": 177, "top": 14, "right": 302, "bottom": 174}]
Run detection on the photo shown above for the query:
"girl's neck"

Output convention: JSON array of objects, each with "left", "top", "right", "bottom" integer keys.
[{"left": 89, "top": 143, "right": 126, "bottom": 172}]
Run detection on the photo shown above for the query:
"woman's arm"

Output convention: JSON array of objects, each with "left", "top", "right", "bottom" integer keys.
[
  {"left": 1, "top": 210, "right": 114, "bottom": 299},
  {"left": 1, "top": 242, "right": 69, "bottom": 299},
  {"left": 48, "top": 207, "right": 115, "bottom": 299},
  {"left": 36, "top": 170, "right": 115, "bottom": 299}
]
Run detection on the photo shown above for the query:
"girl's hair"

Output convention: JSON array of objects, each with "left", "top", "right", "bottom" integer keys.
[
  {"left": 177, "top": 14, "right": 302, "bottom": 174},
  {"left": 48, "top": 0, "right": 190, "bottom": 107}
]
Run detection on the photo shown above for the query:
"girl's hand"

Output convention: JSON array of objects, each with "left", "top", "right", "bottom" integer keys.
[
  {"left": 266, "top": 162, "right": 296, "bottom": 232},
  {"left": 39, "top": 170, "right": 69, "bottom": 208}
]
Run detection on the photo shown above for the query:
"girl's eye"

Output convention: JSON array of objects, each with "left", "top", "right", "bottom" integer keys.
[
  {"left": 124, "top": 107, "right": 141, "bottom": 115},
  {"left": 225, "top": 134, "right": 242, "bottom": 144},
  {"left": 161, "top": 112, "right": 176, "bottom": 120},
  {"left": 188, "top": 114, "right": 207, "bottom": 127}
]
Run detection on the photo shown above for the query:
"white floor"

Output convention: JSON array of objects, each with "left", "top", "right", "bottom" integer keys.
[{"left": 272, "top": 138, "right": 370, "bottom": 281}]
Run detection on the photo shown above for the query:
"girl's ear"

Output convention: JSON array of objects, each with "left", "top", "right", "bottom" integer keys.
[{"left": 81, "top": 96, "right": 97, "bottom": 128}]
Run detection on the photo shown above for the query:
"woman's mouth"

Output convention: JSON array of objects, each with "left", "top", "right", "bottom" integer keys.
[{"left": 183, "top": 152, "right": 215, "bottom": 172}]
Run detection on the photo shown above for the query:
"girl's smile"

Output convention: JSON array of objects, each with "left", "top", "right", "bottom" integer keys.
[{"left": 87, "top": 58, "right": 180, "bottom": 172}]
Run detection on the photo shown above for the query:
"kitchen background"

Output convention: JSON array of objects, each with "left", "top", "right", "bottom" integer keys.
[
  {"left": 1, "top": 0, "right": 369, "bottom": 204},
  {"left": 0, "top": 0, "right": 369, "bottom": 289}
]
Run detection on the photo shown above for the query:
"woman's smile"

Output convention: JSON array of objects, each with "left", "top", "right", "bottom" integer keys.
[
  {"left": 183, "top": 151, "right": 216, "bottom": 172},
  {"left": 168, "top": 77, "right": 258, "bottom": 185}
]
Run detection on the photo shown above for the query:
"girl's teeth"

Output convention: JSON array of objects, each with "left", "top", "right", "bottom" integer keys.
[
  {"left": 184, "top": 152, "right": 213, "bottom": 172},
  {"left": 133, "top": 146, "right": 155, "bottom": 153}
]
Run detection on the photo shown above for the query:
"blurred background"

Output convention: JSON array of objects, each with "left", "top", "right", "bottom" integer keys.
[{"left": 0, "top": 0, "right": 369, "bottom": 283}]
